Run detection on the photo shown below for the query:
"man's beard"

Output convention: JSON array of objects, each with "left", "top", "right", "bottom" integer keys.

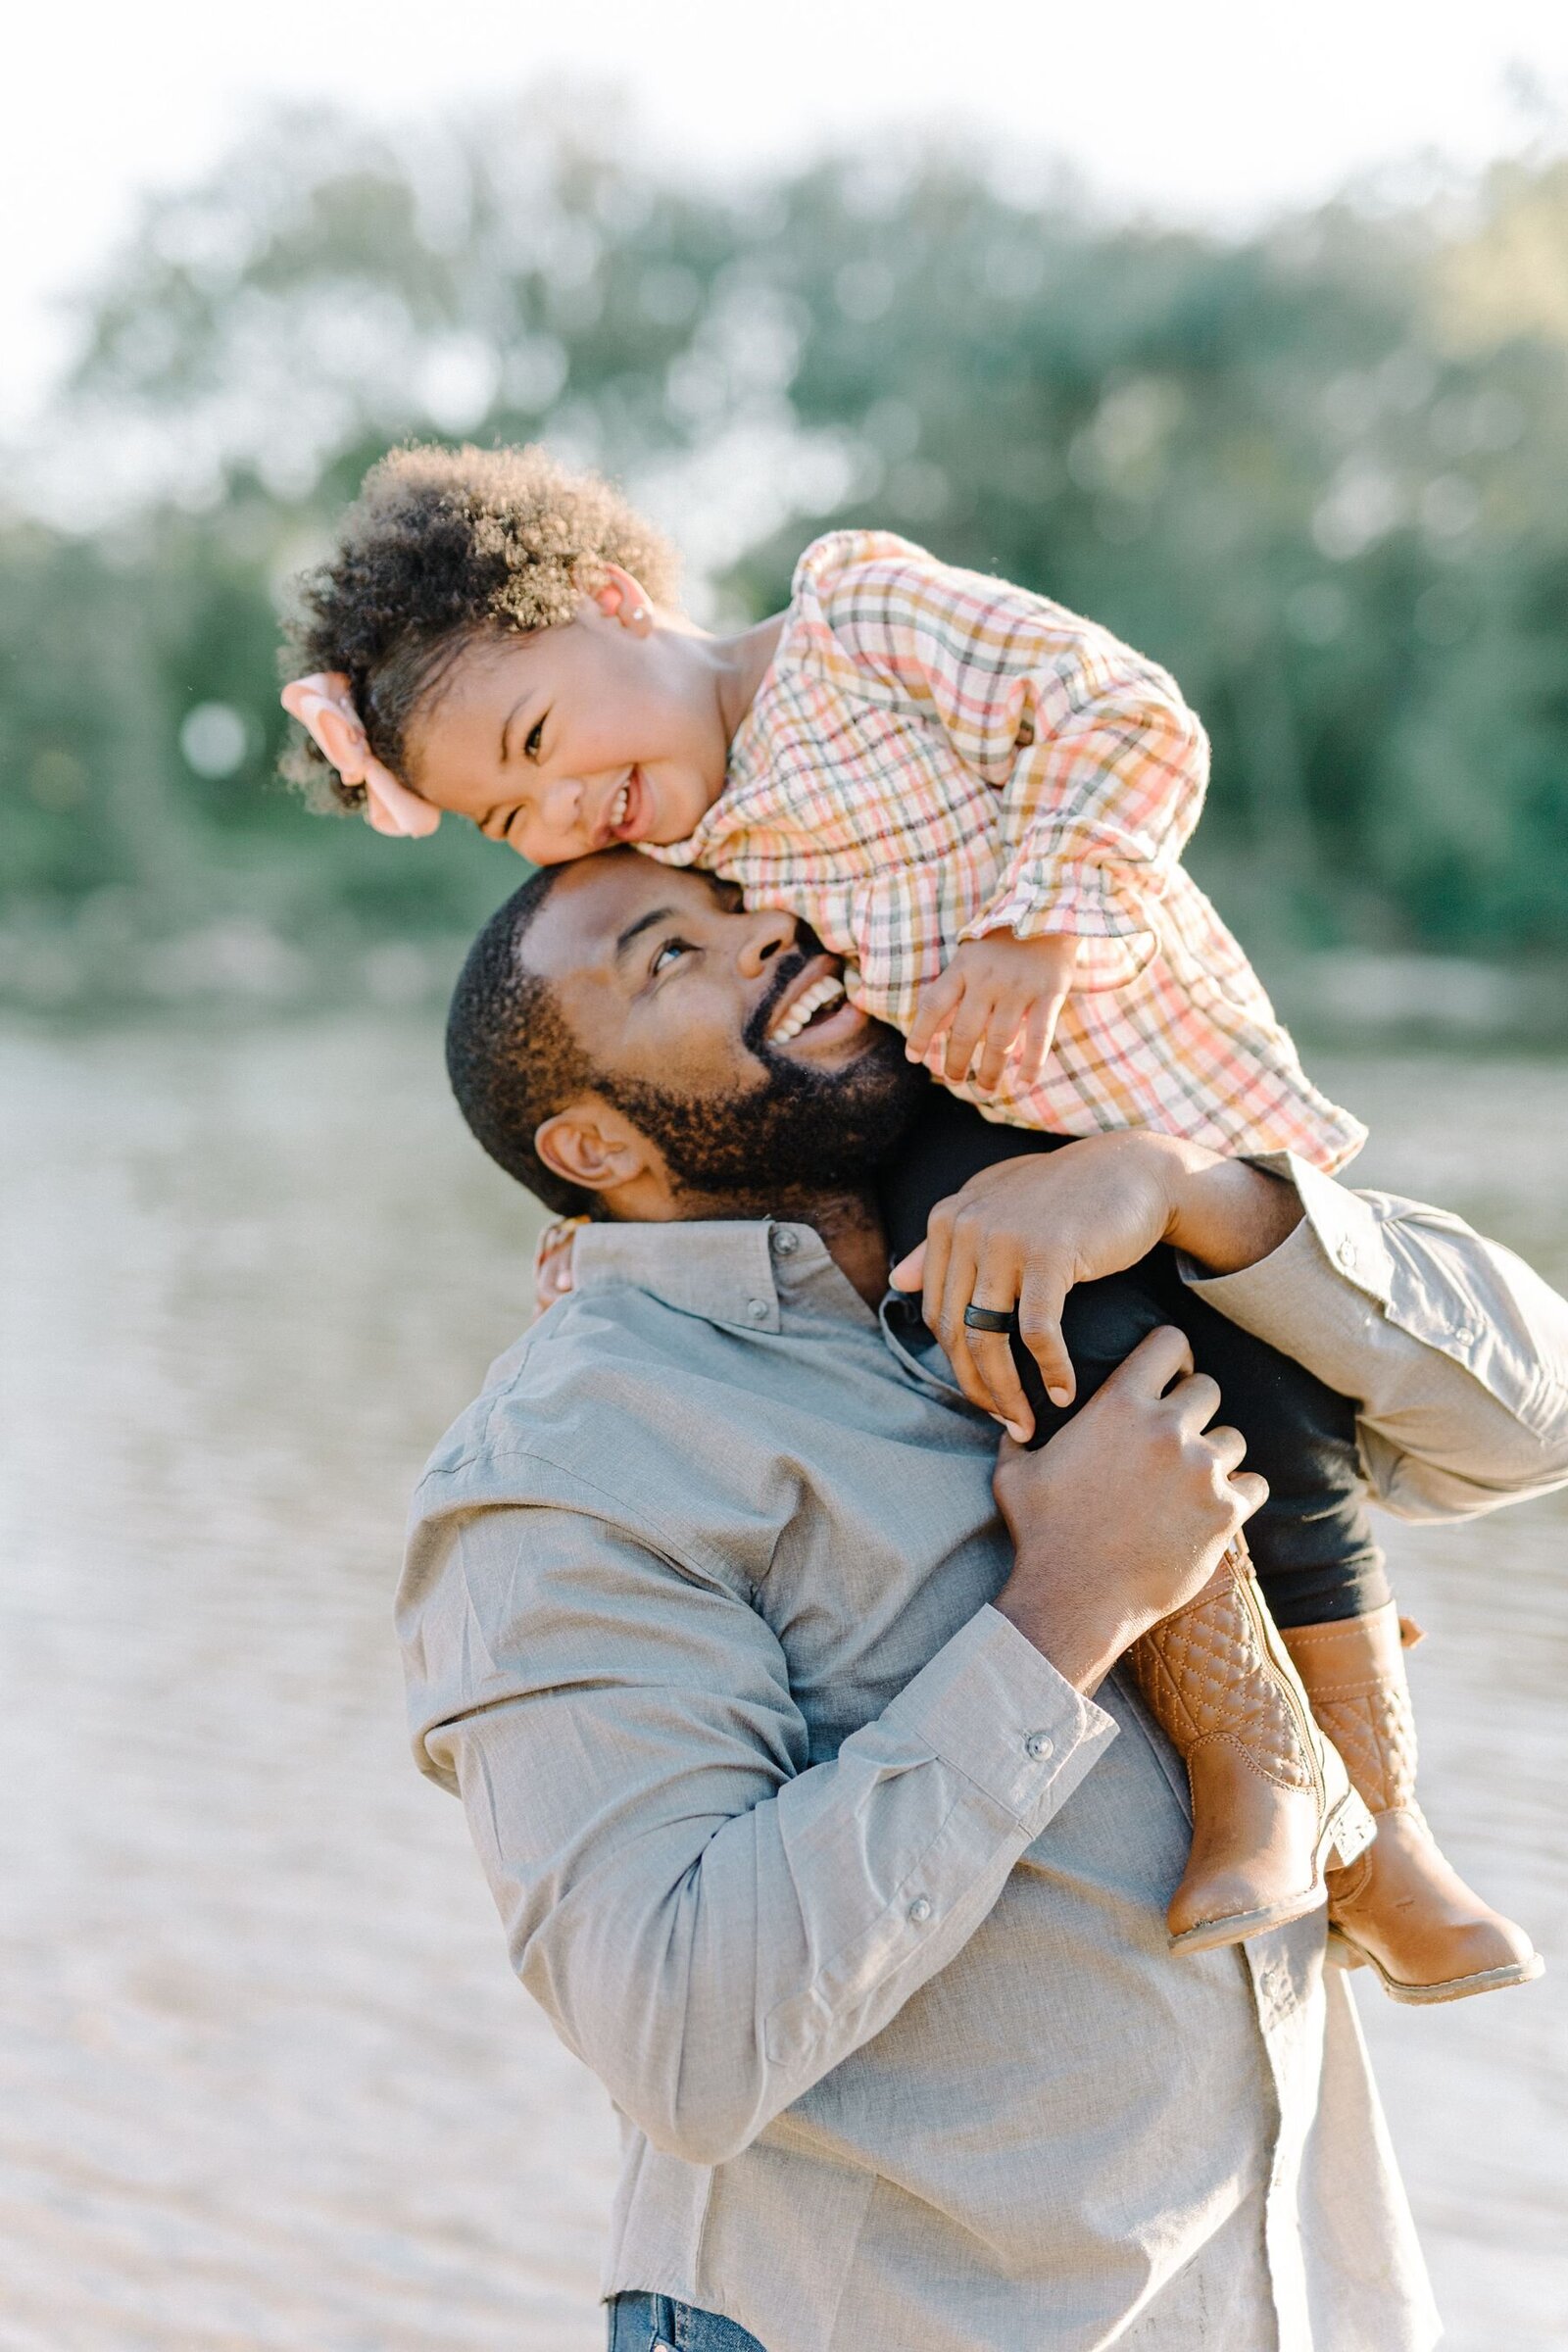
[{"left": 598, "top": 945, "right": 928, "bottom": 1210}]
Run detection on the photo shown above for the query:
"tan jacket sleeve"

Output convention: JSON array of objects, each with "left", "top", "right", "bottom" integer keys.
[{"left": 1182, "top": 1152, "right": 1568, "bottom": 1520}]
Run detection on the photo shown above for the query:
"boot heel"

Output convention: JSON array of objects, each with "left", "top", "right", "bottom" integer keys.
[{"left": 1283, "top": 1600, "right": 1543, "bottom": 2004}]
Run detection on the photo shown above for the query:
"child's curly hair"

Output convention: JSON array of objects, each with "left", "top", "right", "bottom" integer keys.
[{"left": 279, "top": 443, "right": 681, "bottom": 811}]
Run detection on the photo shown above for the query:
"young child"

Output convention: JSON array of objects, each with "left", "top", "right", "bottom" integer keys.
[{"left": 281, "top": 442, "right": 1542, "bottom": 2003}]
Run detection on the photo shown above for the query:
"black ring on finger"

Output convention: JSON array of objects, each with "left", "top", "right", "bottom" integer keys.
[{"left": 962, "top": 1303, "right": 1015, "bottom": 1334}]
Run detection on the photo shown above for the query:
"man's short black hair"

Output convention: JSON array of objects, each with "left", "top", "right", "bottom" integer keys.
[{"left": 445, "top": 864, "right": 596, "bottom": 1219}]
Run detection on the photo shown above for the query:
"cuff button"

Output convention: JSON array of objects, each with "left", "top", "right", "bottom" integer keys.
[
  {"left": 907, "top": 1894, "right": 933, "bottom": 1925},
  {"left": 1024, "top": 1731, "right": 1054, "bottom": 1761}
]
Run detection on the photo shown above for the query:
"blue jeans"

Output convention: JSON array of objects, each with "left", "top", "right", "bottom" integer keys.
[{"left": 607, "top": 2290, "right": 767, "bottom": 2351}]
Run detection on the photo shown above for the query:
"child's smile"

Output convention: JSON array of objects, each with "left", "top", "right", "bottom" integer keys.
[
  {"left": 604, "top": 766, "right": 654, "bottom": 847},
  {"left": 402, "top": 582, "right": 781, "bottom": 867}
]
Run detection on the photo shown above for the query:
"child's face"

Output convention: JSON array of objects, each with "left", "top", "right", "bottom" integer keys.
[{"left": 406, "top": 599, "right": 728, "bottom": 865}]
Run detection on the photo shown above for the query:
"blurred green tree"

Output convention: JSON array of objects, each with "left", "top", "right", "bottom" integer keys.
[{"left": 2, "top": 103, "right": 1564, "bottom": 999}]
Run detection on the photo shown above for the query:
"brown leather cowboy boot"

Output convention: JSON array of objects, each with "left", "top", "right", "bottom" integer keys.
[
  {"left": 1128, "top": 1543, "right": 1375, "bottom": 1953},
  {"left": 1282, "top": 1604, "right": 1543, "bottom": 2003}
]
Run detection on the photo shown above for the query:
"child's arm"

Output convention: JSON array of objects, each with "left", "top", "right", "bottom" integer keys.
[
  {"left": 821, "top": 538, "right": 1208, "bottom": 1086},
  {"left": 961, "top": 662, "right": 1208, "bottom": 987}
]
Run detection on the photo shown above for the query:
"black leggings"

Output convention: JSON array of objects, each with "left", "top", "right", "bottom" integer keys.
[{"left": 876, "top": 1089, "right": 1389, "bottom": 1629}]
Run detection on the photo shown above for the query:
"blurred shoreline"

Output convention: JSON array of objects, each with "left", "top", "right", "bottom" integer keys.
[{"left": 4, "top": 908, "right": 1562, "bottom": 1054}]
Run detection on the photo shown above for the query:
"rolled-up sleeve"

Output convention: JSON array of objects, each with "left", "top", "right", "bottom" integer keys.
[
  {"left": 1182, "top": 1152, "right": 1568, "bottom": 1520},
  {"left": 961, "top": 685, "right": 1210, "bottom": 993},
  {"left": 398, "top": 1473, "right": 1114, "bottom": 2168}
]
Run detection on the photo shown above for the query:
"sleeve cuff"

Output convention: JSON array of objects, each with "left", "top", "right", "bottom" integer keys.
[
  {"left": 1178, "top": 1150, "right": 1394, "bottom": 1320},
  {"left": 961, "top": 862, "right": 1157, "bottom": 988},
  {"left": 884, "top": 1604, "right": 1117, "bottom": 1834},
  {"left": 1184, "top": 1153, "right": 1568, "bottom": 1443},
  {"left": 1175, "top": 1152, "right": 1402, "bottom": 1405}
]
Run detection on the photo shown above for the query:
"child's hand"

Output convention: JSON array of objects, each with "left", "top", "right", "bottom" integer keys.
[
  {"left": 906, "top": 933, "right": 1080, "bottom": 1092},
  {"left": 532, "top": 1217, "right": 586, "bottom": 1320}
]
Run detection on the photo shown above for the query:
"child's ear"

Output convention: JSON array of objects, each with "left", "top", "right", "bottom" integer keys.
[{"left": 590, "top": 563, "right": 655, "bottom": 635}]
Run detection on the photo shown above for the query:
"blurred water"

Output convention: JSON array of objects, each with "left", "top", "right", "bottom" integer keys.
[{"left": 2, "top": 1019, "right": 1565, "bottom": 2351}]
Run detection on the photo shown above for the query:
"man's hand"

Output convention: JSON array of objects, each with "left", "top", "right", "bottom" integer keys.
[
  {"left": 906, "top": 933, "right": 1079, "bottom": 1093},
  {"left": 889, "top": 1131, "right": 1303, "bottom": 1439},
  {"left": 990, "top": 1326, "right": 1266, "bottom": 1692}
]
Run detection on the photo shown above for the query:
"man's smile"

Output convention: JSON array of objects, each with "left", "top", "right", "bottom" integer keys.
[{"left": 760, "top": 953, "right": 867, "bottom": 1060}]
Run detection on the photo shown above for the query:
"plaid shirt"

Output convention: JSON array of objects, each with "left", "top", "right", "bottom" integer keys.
[{"left": 647, "top": 532, "right": 1365, "bottom": 1170}]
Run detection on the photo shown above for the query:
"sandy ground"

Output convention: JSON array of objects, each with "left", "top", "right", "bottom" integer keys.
[{"left": 2, "top": 1018, "right": 1564, "bottom": 2350}]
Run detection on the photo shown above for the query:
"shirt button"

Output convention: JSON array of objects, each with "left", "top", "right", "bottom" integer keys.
[
  {"left": 770, "top": 1226, "right": 800, "bottom": 1256},
  {"left": 746, "top": 1298, "right": 771, "bottom": 1324},
  {"left": 907, "top": 1895, "right": 933, "bottom": 1926},
  {"left": 1336, "top": 1237, "right": 1359, "bottom": 1272},
  {"left": 1024, "top": 1731, "right": 1054, "bottom": 1761}
]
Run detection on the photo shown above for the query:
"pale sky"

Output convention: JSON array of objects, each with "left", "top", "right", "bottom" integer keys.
[{"left": 4, "top": 0, "right": 1567, "bottom": 430}]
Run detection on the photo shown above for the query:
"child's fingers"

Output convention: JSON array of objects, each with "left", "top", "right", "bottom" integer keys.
[
  {"left": 531, "top": 1217, "right": 584, "bottom": 1319},
  {"left": 1016, "top": 987, "right": 1067, "bottom": 1091},
  {"left": 907, "top": 968, "right": 963, "bottom": 1063},
  {"left": 971, "top": 990, "right": 1034, "bottom": 1094},
  {"left": 940, "top": 984, "right": 997, "bottom": 1086}
]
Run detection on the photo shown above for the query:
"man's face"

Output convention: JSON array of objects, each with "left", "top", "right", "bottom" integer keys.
[{"left": 525, "top": 853, "right": 926, "bottom": 1205}]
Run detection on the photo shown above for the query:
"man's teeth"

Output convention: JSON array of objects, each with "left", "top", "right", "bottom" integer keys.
[
  {"left": 770, "top": 974, "right": 846, "bottom": 1044},
  {"left": 611, "top": 782, "right": 631, "bottom": 829}
]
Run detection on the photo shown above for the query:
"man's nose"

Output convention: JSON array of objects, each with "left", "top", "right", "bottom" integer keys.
[{"left": 736, "top": 907, "right": 799, "bottom": 977}]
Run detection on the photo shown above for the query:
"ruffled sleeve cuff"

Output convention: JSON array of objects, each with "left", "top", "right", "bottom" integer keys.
[{"left": 960, "top": 858, "right": 1158, "bottom": 991}]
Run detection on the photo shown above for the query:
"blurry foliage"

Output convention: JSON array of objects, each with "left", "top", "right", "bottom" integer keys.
[{"left": 3, "top": 101, "right": 1567, "bottom": 1000}]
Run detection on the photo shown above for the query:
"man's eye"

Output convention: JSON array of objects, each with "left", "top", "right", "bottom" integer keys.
[
  {"left": 651, "top": 937, "right": 693, "bottom": 976},
  {"left": 524, "top": 719, "right": 545, "bottom": 760}
]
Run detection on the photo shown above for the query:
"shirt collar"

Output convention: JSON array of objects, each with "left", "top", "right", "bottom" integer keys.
[{"left": 570, "top": 1216, "right": 876, "bottom": 1336}]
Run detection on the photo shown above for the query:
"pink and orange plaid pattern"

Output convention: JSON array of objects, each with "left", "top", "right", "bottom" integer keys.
[{"left": 646, "top": 531, "right": 1364, "bottom": 1171}]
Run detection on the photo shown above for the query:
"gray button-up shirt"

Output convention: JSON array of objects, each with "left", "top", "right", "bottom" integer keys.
[{"left": 398, "top": 1156, "right": 1568, "bottom": 2352}]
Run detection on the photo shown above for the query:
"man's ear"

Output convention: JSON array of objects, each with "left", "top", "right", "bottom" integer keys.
[
  {"left": 534, "top": 1096, "right": 656, "bottom": 1202},
  {"left": 589, "top": 562, "right": 655, "bottom": 635}
]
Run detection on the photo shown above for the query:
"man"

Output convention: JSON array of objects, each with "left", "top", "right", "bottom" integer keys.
[{"left": 399, "top": 851, "right": 1568, "bottom": 2352}]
